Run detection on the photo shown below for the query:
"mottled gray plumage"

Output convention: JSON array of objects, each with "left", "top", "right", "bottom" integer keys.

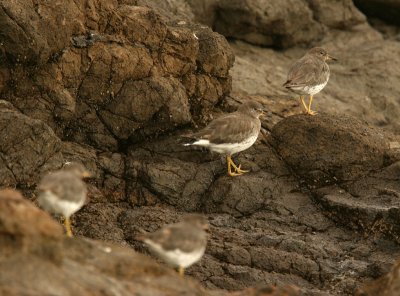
[
  {"left": 37, "top": 162, "right": 88, "bottom": 217},
  {"left": 185, "top": 100, "right": 263, "bottom": 153},
  {"left": 283, "top": 47, "right": 332, "bottom": 95},
  {"left": 283, "top": 47, "right": 336, "bottom": 115},
  {"left": 141, "top": 214, "right": 208, "bottom": 253},
  {"left": 38, "top": 171, "right": 87, "bottom": 204}
]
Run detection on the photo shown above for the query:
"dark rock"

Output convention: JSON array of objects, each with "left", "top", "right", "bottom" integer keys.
[
  {"left": 357, "top": 258, "right": 400, "bottom": 296},
  {"left": 0, "top": 0, "right": 83, "bottom": 65},
  {"left": 1, "top": 1, "right": 234, "bottom": 151},
  {"left": 0, "top": 189, "right": 228, "bottom": 296},
  {"left": 0, "top": 106, "right": 62, "bottom": 188},
  {"left": 214, "top": 0, "right": 324, "bottom": 48},
  {"left": 2, "top": 0, "right": 400, "bottom": 295},
  {"left": 307, "top": 0, "right": 366, "bottom": 29},
  {"left": 0, "top": 189, "right": 63, "bottom": 260},
  {"left": 270, "top": 113, "right": 390, "bottom": 186},
  {"left": 354, "top": 0, "right": 400, "bottom": 26}
]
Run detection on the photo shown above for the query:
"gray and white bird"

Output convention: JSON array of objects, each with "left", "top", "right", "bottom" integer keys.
[
  {"left": 283, "top": 47, "right": 336, "bottom": 115},
  {"left": 184, "top": 100, "right": 264, "bottom": 176},
  {"left": 137, "top": 214, "right": 208, "bottom": 277},
  {"left": 36, "top": 162, "right": 90, "bottom": 237}
]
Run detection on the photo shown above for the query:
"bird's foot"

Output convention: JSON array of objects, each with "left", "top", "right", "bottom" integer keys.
[
  {"left": 228, "top": 164, "right": 249, "bottom": 176},
  {"left": 227, "top": 155, "right": 249, "bottom": 177},
  {"left": 234, "top": 164, "right": 249, "bottom": 174},
  {"left": 306, "top": 109, "right": 318, "bottom": 116},
  {"left": 228, "top": 170, "right": 243, "bottom": 177}
]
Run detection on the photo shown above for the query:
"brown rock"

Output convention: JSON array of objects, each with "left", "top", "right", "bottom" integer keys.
[
  {"left": 229, "top": 285, "right": 301, "bottom": 296},
  {"left": 270, "top": 113, "right": 389, "bottom": 186},
  {"left": 214, "top": 0, "right": 324, "bottom": 48},
  {"left": 307, "top": 0, "right": 366, "bottom": 29},
  {"left": 354, "top": 0, "right": 400, "bottom": 26},
  {"left": 0, "top": 106, "right": 62, "bottom": 188},
  {"left": 0, "top": 0, "right": 84, "bottom": 65},
  {"left": 357, "top": 258, "right": 400, "bottom": 296},
  {"left": 0, "top": 190, "right": 226, "bottom": 296},
  {"left": 0, "top": 189, "right": 63, "bottom": 260},
  {"left": 2, "top": 1, "right": 234, "bottom": 151}
]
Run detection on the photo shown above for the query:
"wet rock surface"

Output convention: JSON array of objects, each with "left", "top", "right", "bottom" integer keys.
[{"left": 1, "top": 0, "right": 400, "bottom": 295}]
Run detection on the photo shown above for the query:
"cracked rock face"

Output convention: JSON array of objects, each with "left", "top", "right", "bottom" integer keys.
[
  {"left": 0, "top": 0, "right": 234, "bottom": 151},
  {"left": 1, "top": 0, "right": 400, "bottom": 295}
]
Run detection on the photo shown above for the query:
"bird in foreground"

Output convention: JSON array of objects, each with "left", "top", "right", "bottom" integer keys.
[
  {"left": 283, "top": 47, "right": 336, "bottom": 115},
  {"left": 36, "top": 162, "right": 91, "bottom": 237},
  {"left": 183, "top": 100, "right": 264, "bottom": 177},
  {"left": 137, "top": 214, "right": 208, "bottom": 277}
]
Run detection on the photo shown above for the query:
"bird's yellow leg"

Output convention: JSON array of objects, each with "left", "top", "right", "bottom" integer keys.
[
  {"left": 307, "top": 95, "right": 317, "bottom": 115},
  {"left": 178, "top": 266, "right": 185, "bottom": 277},
  {"left": 226, "top": 155, "right": 248, "bottom": 176},
  {"left": 64, "top": 217, "right": 73, "bottom": 237},
  {"left": 227, "top": 155, "right": 239, "bottom": 176},
  {"left": 299, "top": 96, "right": 308, "bottom": 112}
]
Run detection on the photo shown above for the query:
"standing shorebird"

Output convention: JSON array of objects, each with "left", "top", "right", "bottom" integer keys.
[
  {"left": 184, "top": 100, "right": 264, "bottom": 177},
  {"left": 283, "top": 47, "right": 336, "bottom": 115},
  {"left": 37, "top": 162, "right": 91, "bottom": 237},
  {"left": 137, "top": 214, "right": 208, "bottom": 277}
]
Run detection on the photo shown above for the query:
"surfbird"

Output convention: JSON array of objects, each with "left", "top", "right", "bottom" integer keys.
[
  {"left": 283, "top": 47, "right": 336, "bottom": 115},
  {"left": 37, "top": 162, "right": 91, "bottom": 237},
  {"left": 137, "top": 214, "right": 208, "bottom": 277},
  {"left": 184, "top": 100, "right": 264, "bottom": 176}
]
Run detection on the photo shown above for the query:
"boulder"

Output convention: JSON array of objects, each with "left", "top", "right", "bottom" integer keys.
[
  {"left": 214, "top": 0, "right": 324, "bottom": 48},
  {"left": 270, "top": 113, "right": 390, "bottom": 186},
  {"left": 0, "top": 104, "right": 62, "bottom": 187},
  {"left": 354, "top": 0, "right": 400, "bottom": 26},
  {"left": 0, "top": 189, "right": 224, "bottom": 296}
]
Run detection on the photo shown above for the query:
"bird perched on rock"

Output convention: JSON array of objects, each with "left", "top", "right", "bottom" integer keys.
[
  {"left": 137, "top": 214, "right": 208, "bottom": 277},
  {"left": 36, "top": 162, "right": 91, "bottom": 237},
  {"left": 183, "top": 100, "right": 264, "bottom": 177},
  {"left": 283, "top": 47, "right": 336, "bottom": 115}
]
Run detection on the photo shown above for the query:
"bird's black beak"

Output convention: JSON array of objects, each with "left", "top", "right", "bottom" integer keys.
[
  {"left": 82, "top": 170, "right": 92, "bottom": 178},
  {"left": 327, "top": 54, "right": 337, "bottom": 61},
  {"left": 259, "top": 110, "right": 267, "bottom": 118}
]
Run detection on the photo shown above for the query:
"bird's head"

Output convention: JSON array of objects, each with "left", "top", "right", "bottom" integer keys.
[
  {"left": 182, "top": 213, "right": 209, "bottom": 230},
  {"left": 308, "top": 47, "right": 337, "bottom": 62},
  {"left": 62, "top": 162, "right": 92, "bottom": 179},
  {"left": 239, "top": 100, "right": 266, "bottom": 118}
]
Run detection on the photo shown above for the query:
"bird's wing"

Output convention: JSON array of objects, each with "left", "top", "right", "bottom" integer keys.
[
  {"left": 284, "top": 57, "right": 323, "bottom": 87},
  {"left": 37, "top": 172, "right": 87, "bottom": 202},
  {"left": 147, "top": 223, "right": 206, "bottom": 252},
  {"left": 189, "top": 113, "right": 259, "bottom": 144}
]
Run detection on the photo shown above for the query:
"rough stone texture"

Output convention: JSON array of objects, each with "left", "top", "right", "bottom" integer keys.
[
  {"left": 214, "top": 0, "right": 324, "bottom": 48},
  {"left": 229, "top": 27, "right": 400, "bottom": 135},
  {"left": 0, "top": 189, "right": 63, "bottom": 258},
  {"left": 1, "top": 0, "right": 400, "bottom": 295},
  {"left": 0, "top": 103, "right": 63, "bottom": 188},
  {"left": 0, "top": 190, "right": 224, "bottom": 296},
  {"left": 307, "top": 0, "right": 366, "bottom": 29},
  {"left": 270, "top": 114, "right": 389, "bottom": 186},
  {"left": 0, "top": 0, "right": 234, "bottom": 151},
  {"left": 357, "top": 258, "right": 400, "bottom": 296},
  {"left": 183, "top": 0, "right": 365, "bottom": 48}
]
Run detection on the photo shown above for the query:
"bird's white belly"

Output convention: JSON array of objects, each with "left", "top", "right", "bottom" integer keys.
[
  {"left": 290, "top": 81, "right": 328, "bottom": 96},
  {"left": 304, "top": 81, "right": 328, "bottom": 95},
  {"left": 192, "top": 133, "right": 259, "bottom": 155},
  {"left": 37, "top": 191, "right": 84, "bottom": 218},
  {"left": 145, "top": 240, "right": 206, "bottom": 268}
]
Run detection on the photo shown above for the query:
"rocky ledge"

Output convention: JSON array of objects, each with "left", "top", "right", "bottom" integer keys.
[{"left": 1, "top": 0, "right": 400, "bottom": 296}]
